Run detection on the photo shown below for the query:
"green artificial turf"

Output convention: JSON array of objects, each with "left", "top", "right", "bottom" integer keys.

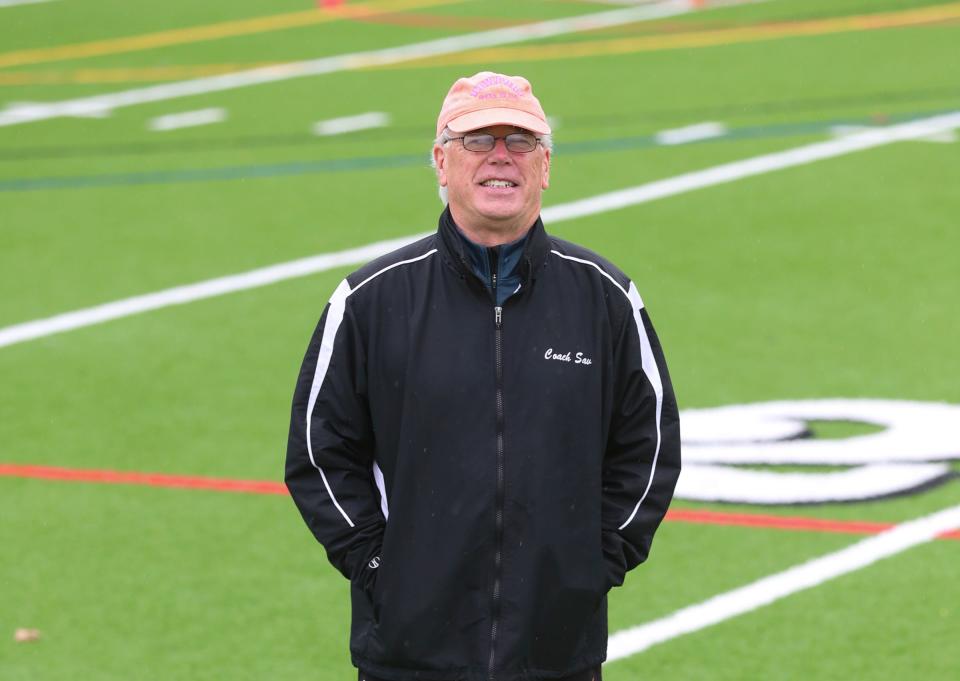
[{"left": 2, "top": 0, "right": 959, "bottom": 679}]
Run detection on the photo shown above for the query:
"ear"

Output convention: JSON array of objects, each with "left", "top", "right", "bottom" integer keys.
[
  {"left": 541, "top": 148, "right": 551, "bottom": 190},
  {"left": 433, "top": 144, "right": 448, "bottom": 187}
]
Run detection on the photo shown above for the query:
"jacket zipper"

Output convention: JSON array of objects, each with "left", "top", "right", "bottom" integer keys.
[
  {"left": 488, "top": 248, "right": 505, "bottom": 681},
  {"left": 488, "top": 303, "right": 504, "bottom": 681}
]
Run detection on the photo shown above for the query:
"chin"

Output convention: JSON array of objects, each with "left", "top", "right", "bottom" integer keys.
[
  {"left": 475, "top": 198, "right": 524, "bottom": 220},
  {"left": 479, "top": 210, "right": 524, "bottom": 225}
]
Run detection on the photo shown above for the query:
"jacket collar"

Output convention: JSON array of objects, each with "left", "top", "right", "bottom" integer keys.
[{"left": 437, "top": 206, "right": 550, "bottom": 287}]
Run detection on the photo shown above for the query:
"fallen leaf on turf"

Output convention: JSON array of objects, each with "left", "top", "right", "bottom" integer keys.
[{"left": 14, "top": 628, "right": 41, "bottom": 643}]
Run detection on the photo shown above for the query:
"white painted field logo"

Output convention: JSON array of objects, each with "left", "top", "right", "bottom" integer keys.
[
  {"left": 676, "top": 399, "right": 960, "bottom": 505},
  {"left": 544, "top": 348, "right": 592, "bottom": 365}
]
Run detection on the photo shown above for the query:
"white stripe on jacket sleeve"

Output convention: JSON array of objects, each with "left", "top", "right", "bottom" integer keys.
[
  {"left": 373, "top": 461, "right": 389, "bottom": 520},
  {"left": 306, "top": 278, "right": 356, "bottom": 528},
  {"left": 617, "top": 281, "right": 664, "bottom": 531},
  {"left": 547, "top": 251, "right": 665, "bottom": 531},
  {"left": 304, "top": 249, "right": 436, "bottom": 529}
]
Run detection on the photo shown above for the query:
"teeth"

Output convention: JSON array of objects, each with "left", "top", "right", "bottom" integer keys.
[{"left": 482, "top": 180, "right": 515, "bottom": 187}]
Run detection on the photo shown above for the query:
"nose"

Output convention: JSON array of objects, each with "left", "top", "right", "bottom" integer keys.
[{"left": 488, "top": 137, "right": 512, "bottom": 162}]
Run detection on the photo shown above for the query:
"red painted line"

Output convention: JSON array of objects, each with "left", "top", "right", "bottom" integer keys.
[
  {"left": 2, "top": 463, "right": 958, "bottom": 540},
  {"left": 666, "top": 508, "right": 894, "bottom": 535},
  {"left": 666, "top": 508, "right": 960, "bottom": 541},
  {"left": 0, "top": 463, "right": 287, "bottom": 495}
]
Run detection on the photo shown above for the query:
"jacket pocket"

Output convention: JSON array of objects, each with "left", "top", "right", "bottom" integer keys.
[
  {"left": 369, "top": 560, "right": 384, "bottom": 623},
  {"left": 528, "top": 549, "right": 608, "bottom": 670}
]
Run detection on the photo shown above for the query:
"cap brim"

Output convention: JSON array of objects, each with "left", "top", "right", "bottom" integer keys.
[{"left": 446, "top": 108, "right": 551, "bottom": 135}]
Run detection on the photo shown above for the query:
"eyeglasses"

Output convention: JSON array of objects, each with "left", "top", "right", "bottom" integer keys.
[{"left": 446, "top": 132, "right": 541, "bottom": 153}]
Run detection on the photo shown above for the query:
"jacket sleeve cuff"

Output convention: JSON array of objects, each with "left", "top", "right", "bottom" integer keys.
[
  {"left": 347, "top": 532, "right": 384, "bottom": 597},
  {"left": 601, "top": 529, "right": 627, "bottom": 591}
]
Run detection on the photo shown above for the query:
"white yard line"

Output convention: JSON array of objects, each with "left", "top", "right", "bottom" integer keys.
[
  {"left": 148, "top": 107, "right": 226, "bottom": 132},
  {"left": 606, "top": 503, "right": 960, "bottom": 661},
  {"left": 655, "top": 121, "right": 728, "bottom": 146},
  {"left": 830, "top": 124, "right": 957, "bottom": 144},
  {"left": 312, "top": 111, "right": 390, "bottom": 136},
  {"left": 0, "top": 235, "right": 427, "bottom": 349},
  {"left": 1, "top": 110, "right": 958, "bottom": 349},
  {"left": 0, "top": 0, "right": 56, "bottom": 7},
  {"left": 0, "top": 0, "right": 740, "bottom": 127},
  {"left": 543, "top": 111, "right": 960, "bottom": 223}
]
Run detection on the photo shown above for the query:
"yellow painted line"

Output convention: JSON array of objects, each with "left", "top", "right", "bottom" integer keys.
[
  {"left": 6, "top": 3, "right": 957, "bottom": 87},
  {"left": 374, "top": 2, "right": 960, "bottom": 69},
  {"left": 0, "top": 64, "right": 282, "bottom": 86},
  {"left": 0, "top": 0, "right": 463, "bottom": 70}
]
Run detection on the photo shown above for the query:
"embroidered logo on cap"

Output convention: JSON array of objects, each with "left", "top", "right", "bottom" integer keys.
[{"left": 471, "top": 74, "right": 523, "bottom": 100}]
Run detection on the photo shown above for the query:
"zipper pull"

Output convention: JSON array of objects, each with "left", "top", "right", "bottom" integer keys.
[{"left": 494, "top": 306, "right": 502, "bottom": 327}]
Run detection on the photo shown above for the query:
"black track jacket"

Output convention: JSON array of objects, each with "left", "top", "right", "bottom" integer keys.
[{"left": 286, "top": 209, "right": 681, "bottom": 681}]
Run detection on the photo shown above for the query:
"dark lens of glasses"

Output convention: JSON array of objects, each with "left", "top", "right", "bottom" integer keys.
[{"left": 462, "top": 133, "right": 539, "bottom": 153}]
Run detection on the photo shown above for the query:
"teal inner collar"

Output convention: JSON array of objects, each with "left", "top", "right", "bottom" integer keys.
[{"left": 454, "top": 225, "right": 529, "bottom": 307}]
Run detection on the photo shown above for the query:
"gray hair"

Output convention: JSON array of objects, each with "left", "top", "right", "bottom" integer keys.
[{"left": 430, "top": 128, "right": 554, "bottom": 205}]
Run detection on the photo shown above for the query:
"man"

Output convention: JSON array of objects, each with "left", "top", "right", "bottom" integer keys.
[{"left": 286, "top": 71, "right": 681, "bottom": 681}]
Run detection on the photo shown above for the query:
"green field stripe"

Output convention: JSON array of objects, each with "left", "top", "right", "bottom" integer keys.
[
  {"left": 0, "top": 153, "right": 427, "bottom": 191},
  {"left": 0, "top": 85, "right": 955, "bottom": 162},
  {"left": 3, "top": 108, "right": 957, "bottom": 191}
]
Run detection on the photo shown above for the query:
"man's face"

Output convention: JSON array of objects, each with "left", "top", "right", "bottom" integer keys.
[{"left": 433, "top": 124, "right": 551, "bottom": 243}]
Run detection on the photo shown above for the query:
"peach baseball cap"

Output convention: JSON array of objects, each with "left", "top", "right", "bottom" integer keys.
[{"left": 436, "top": 71, "right": 551, "bottom": 137}]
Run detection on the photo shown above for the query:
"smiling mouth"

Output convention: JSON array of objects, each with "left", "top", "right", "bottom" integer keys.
[{"left": 480, "top": 180, "right": 516, "bottom": 188}]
